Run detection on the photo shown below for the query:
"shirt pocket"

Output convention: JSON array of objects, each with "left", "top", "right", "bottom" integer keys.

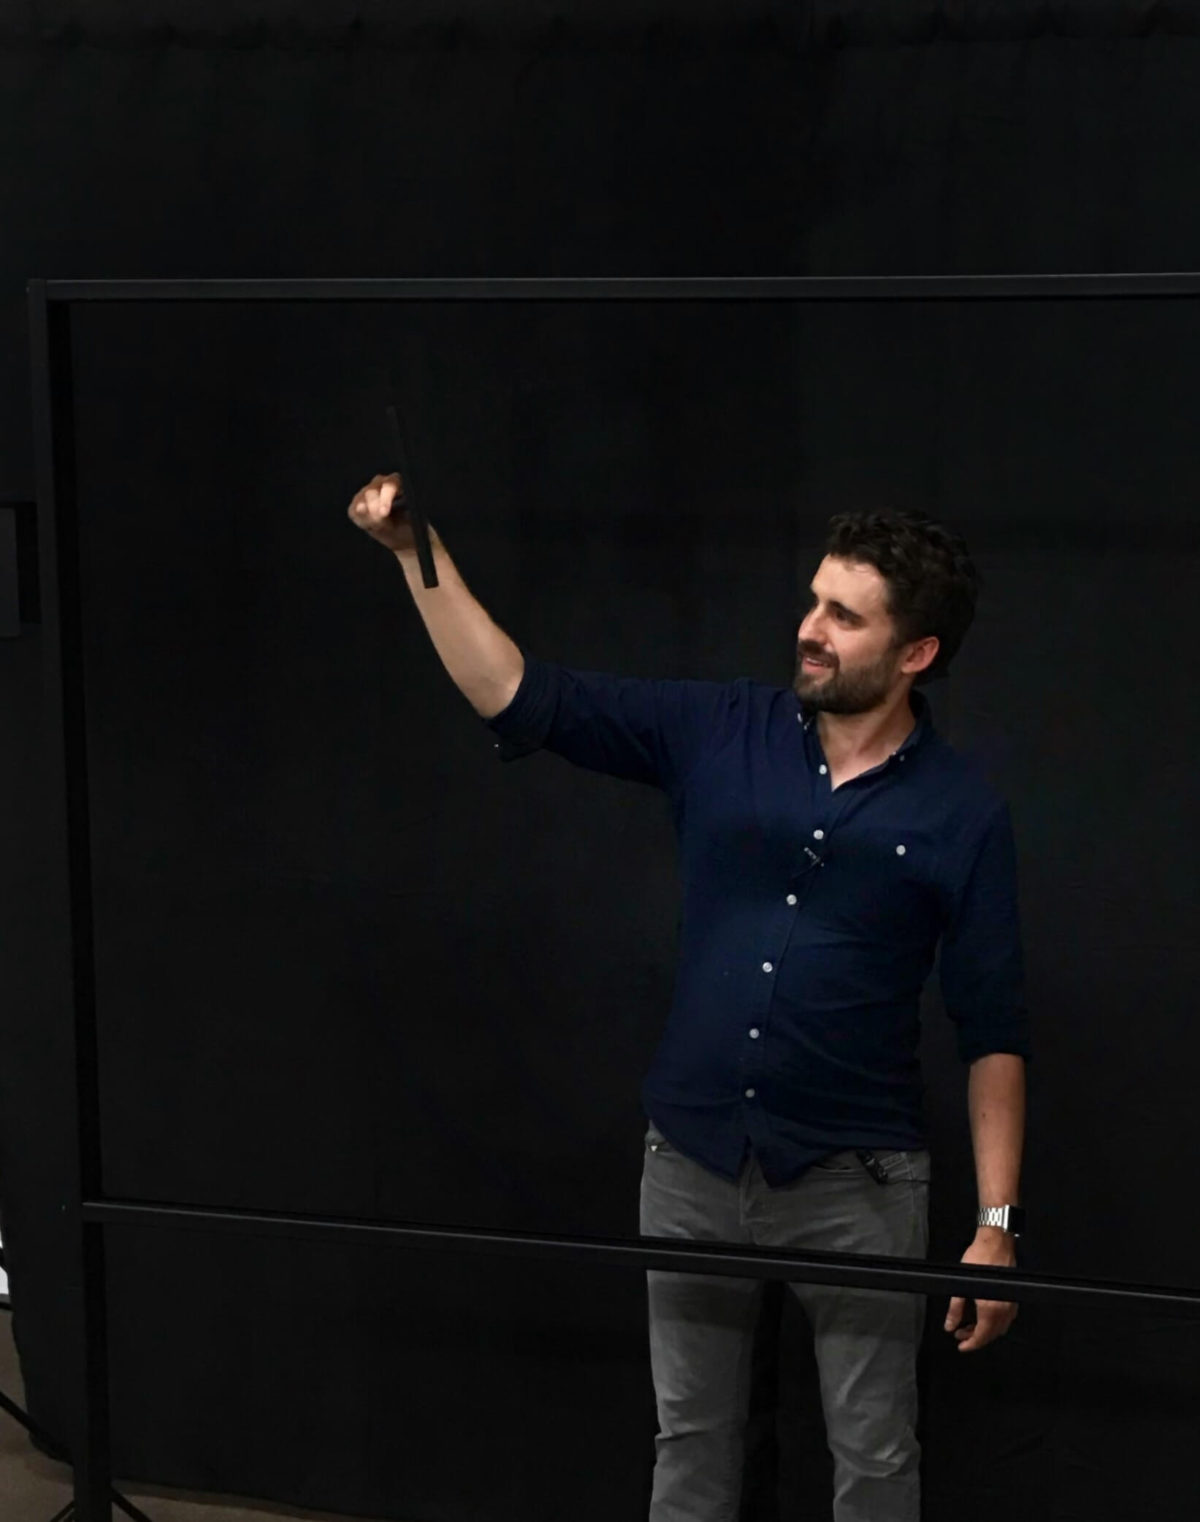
[{"left": 825, "top": 822, "right": 945, "bottom": 940}]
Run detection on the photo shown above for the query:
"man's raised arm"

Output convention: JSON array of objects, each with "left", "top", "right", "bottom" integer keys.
[{"left": 347, "top": 471, "right": 523, "bottom": 719}]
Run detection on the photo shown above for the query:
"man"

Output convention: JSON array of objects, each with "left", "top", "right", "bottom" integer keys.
[{"left": 348, "top": 474, "right": 1029, "bottom": 1522}]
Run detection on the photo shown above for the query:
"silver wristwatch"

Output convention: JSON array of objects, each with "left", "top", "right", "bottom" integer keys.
[{"left": 977, "top": 1204, "right": 1025, "bottom": 1236}]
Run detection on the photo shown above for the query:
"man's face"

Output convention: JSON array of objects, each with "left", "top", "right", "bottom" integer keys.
[{"left": 793, "top": 556, "right": 922, "bottom": 714}]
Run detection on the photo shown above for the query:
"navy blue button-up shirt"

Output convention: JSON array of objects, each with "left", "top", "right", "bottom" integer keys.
[{"left": 486, "top": 654, "right": 1030, "bottom": 1186}]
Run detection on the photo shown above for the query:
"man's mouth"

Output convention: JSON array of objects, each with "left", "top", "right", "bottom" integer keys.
[{"left": 802, "top": 654, "right": 833, "bottom": 670}]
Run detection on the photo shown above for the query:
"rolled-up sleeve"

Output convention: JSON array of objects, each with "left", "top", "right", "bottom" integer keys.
[
  {"left": 938, "top": 801, "right": 1032, "bottom": 1065},
  {"left": 484, "top": 652, "right": 744, "bottom": 794}
]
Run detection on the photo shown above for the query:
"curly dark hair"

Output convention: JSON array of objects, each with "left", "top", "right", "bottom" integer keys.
[{"left": 823, "top": 510, "right": 980, "bottom": 684}]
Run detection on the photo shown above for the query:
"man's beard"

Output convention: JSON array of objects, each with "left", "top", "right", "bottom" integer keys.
[{"left": 792, "top": 643, "right": 903, "bottom": 715}]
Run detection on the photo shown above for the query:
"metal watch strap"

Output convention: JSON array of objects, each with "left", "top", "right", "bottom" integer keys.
[{"left": 977, "top": 1204, "right": 1024, "bottom": 1236}]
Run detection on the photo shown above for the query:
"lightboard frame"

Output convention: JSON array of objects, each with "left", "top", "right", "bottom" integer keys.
[{"left": 29, "top": 273, "right": 1200, "bottom": 1522}]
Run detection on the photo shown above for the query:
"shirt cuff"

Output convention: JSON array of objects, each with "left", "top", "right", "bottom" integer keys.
[
  {"left": 958, "top": 1032, "right": 1033, "bottom": 1065},
  {"left": 483, "top": 652, "right": 557, "bottom": 762}
]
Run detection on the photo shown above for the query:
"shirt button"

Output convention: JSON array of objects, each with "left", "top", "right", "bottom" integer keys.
[
  {"left": 896, "top": 844, "right": 907, "bottom": 856},
  {"left": 762, "top": 961, "right": 773, "bottom": 973},
  {"left": 786, "top": 894, "right": 797, "bottom": 906},
  {"left": 749, "top": 1028, "right": 760, "bottom": 1039},
  {"left": 745, "top": 1088, "right": 756, "bottom": 1099},
  {"left": 819, "top": 764, "right": 828, "bottom": 774},
  {"left": 813, "top": 829, "right": 825, "bottom": 841}
]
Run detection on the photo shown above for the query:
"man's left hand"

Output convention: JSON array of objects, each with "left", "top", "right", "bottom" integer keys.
[{"left": 944, "top": 1230, "right": 1019, "bottom": 1353}]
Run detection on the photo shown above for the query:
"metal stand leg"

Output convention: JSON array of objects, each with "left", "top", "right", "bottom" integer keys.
[
  {"left": 0, "top": 1374, "right": 155, "bottom": 1522},
  {"left": 72, "top": 1222, "right": 112, "bottom": 1522}
]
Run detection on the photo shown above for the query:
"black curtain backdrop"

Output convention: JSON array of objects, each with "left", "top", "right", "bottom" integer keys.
[{"left": 3, "top": 6, "right": 1200, "bottom": 1521}]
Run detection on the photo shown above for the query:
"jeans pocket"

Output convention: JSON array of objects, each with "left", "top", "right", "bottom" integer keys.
[
  {"left": 811, "top": 1148, "right": 864, "bottom": 1174},
  {"left": 812, "top": 1147, "right": 928, "bottom": 1184},
  {"left": 897, "top": 1148, "right": 932, "bottom": 1186}
]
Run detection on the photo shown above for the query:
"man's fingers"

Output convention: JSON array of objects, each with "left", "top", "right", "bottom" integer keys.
[
  {"left": 347, "top": 487, "right": 374, "bottom": 521},
  {"left": 347, "top": 473, "right": 404, "bottom": 523},
  {"left": 944, "top": 1296, "right": 966, "bottom": 1332},
  {"left": 956, "top": 1299, "right": 1017, "bottom": 1353}
]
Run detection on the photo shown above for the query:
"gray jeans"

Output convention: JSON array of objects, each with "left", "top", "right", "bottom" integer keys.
[{"left": 639, "top": 1123, "right": 931, "bottom": 1522}]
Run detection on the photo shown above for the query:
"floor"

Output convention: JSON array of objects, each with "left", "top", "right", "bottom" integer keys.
[{"left": 0, "top": 1306, "right": 376, "bottom": 1522}]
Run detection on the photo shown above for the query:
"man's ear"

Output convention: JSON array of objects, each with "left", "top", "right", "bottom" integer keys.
[{"left": 901, "top": 635, "right": 939, "bottom": 676}]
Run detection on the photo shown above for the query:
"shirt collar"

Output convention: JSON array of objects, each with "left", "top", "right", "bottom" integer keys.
[{"left": 796, "top": 686, "right": 934, "bottom": 762}]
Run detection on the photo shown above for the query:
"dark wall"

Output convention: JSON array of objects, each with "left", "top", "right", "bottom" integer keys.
[{"left": 3, "top": 6, "right": 1200, "bottom": 1521}]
